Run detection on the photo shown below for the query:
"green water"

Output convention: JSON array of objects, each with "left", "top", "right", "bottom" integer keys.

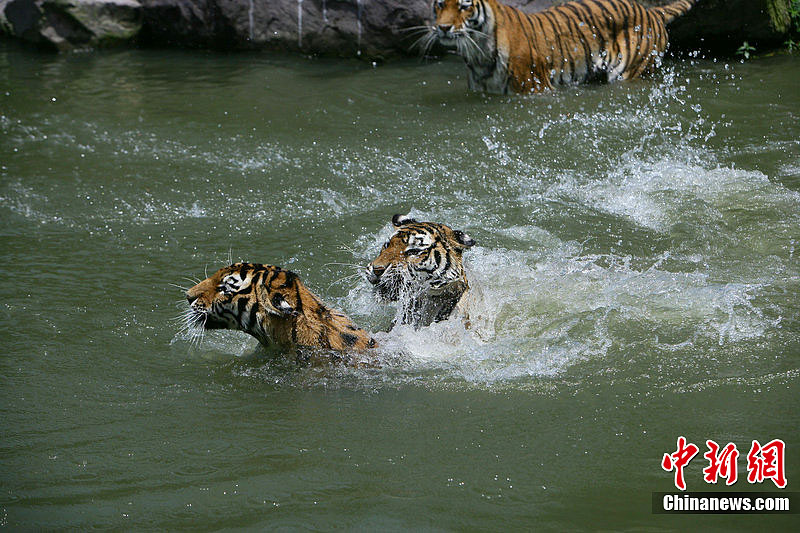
[{"left": 1, "top": 43, "right": 799, "bottom": 529}]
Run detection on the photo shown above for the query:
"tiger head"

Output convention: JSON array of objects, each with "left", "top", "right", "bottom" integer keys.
[
  {"left": 431, "top": 0, "right": 488, "bottom": 48},
  {"left": 185, "top": 263, "right": 300, "bottom": 336},
  {"left": 366, "top": 214, "right": 475, "bottom": 306},
  {"left": 185, "top": 262, "right": 377, "bottom": 354}
]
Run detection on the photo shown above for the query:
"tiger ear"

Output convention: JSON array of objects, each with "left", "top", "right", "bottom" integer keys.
[
  {"left": 392, "top": 213, "right": 417, "bottom": 227},
  {"left": 453, "top": 230, "right": 476, "bottom": 248},
  {"left": 271, "top": 293, "right": 298, "bottom": 317}
]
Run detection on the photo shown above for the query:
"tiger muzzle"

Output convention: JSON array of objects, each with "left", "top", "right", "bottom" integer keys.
[{"left": 366, "top": 265, "right": 386, "bottom": 285}]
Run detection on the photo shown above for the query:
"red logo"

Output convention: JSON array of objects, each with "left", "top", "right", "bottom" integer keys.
[
  {"left": 703, "top": 440, "right": 739, "bottom": 485},
  {"left": 662, "top": 437, "right": 787, "bottom": 490},
  {"left": 747, "top": 439, "right": 787, "bottom": 488},
  {"left": 662, "top": 436, "right": 699, "bottom": 491}
]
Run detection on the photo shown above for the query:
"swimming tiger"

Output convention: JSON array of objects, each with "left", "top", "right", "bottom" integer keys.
[
  {"left": 184, "top": 262, "right": 377, "bottom": 359},
  {"left": 427, "top": 0, "right": 697, "bottom": 93},
  {"left": 365, "top": 214, "right": 476, "bottom": 329}
]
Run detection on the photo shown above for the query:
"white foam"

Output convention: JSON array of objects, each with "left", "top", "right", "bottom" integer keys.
[
  {"left": 338, "top": 228, "right": 783, "bottom": 384},
  {"left": 5, "top": 61, "right": 796, "bottom": 390},
  {"left": 551, "top": 158, "right": 800, "bottom": 232}
]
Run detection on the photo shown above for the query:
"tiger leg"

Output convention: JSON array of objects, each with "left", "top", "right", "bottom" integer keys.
[
  {"left": 508, "top": 59, "right": 552, "bottom": 94},
  {"left": 610, "top": 2, "right": 670, "bottom": 81},
  {"left": 633, "top": 14, "right": 669, "bottom": 78}
]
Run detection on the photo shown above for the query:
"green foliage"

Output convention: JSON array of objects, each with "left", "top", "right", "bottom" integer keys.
[
  {"left": 736, "top": 41, "right": 756, "bottom": 59},
  {"left": 788, "top": 0, "right": 800, "bottom": 52},
  {"left": 789, "top": 0, "right": 800, "bottom": 23}
]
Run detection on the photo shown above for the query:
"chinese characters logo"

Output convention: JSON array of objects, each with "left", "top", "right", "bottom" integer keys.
[{"left": 662, "top": 437, "right": 787, "bottom": 490}]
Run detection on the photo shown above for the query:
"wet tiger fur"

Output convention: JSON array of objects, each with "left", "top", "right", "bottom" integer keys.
[
  {"left": 185, "top": 262, "right": 377, "bottom": 356},
  {"left": 366, "top": 214, "right": 476, "bottom": 329},
  {"left": 427, "top": 0, "right": 697, "bottom": 93}
]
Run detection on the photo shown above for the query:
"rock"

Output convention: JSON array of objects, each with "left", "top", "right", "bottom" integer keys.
[
  {"left": 2, "top": 0, "right": 793, "bottom": 56},
  {"left": 135, "top": 0, "right": 794, "bottom": 59},
  {"left": 137, "top": 0, "right": 427, "bottom": 59},
  {"left": 1, "top": 0, "right": 142, "bottom": 51},
  {"left": 664, "top": 0, "right": 793, "bottom": 53},
  {"left": 135, "top": 0, "right": 230, "bottom": 48},
  {"left": 1, "top": 0, "right": 43, "bottom": 42}
]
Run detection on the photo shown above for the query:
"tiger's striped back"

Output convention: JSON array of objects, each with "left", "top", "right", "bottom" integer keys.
[
  {"left": 650, "top": 0, "right": 696, "bottom": 23},
  {"left": 430, "top": 0, "right": 698, "bottom": 93}
]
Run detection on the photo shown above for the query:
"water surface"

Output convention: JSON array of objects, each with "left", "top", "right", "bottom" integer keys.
[{"left": 1, "top": 44, "right": 799, "bottom": 529}]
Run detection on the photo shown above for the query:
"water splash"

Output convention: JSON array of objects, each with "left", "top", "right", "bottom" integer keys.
[
  {"left": 297, "top": 0, "right": 304, "bottom": 49},
  {"left": 341, "top": 228, "right": 783, "bottom": 385},
  {"left": 248, "top": 0, "right": 254, "bottom": 41},
  {"left": 356, "top": 0, "right": 363, "bottom": 56},
  {"left": 322, "top": 0, "right": 328, "bottom": 24},
  {"left": 5, "top": 58, "right": 797, "bottom": 390}
]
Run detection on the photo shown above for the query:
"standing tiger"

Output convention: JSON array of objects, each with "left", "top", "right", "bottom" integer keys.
[
  {"left": 366, "top": 214, "right": 476, "bottom": 329},
  {"left": 184, "top": 262, "right": 377, "bottom": 359},
  {"left": 428, "top": 0, "right": 697, "bottom": 93}
]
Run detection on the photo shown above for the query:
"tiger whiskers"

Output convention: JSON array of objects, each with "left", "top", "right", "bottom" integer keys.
[
  {"left": 323, "top": 261, "right": 365, "bottom": 270},
  {"left": 403, "top": 24, "right": 436, "bottom": 47},
  {"left": 399, "top": 25, "right": 435, "bottom": 34},
  {"left": 323, "top": 261, "right": 368, "bottom": 291},
  {"left": 409, "top": 29, "right": 439, "bottom": 58},
  {"left": 373, "top": 264, "right": 465, "bottom": 329},
  {"left": 394, "top": 270, "right": 433, "bottom": 327},
  {"left": 373, "top": 267, "right": 406, "bottom": 303},
  {"left": 464, "top": 28, "right": 490, "bottom": 58},
  {"left": 327, "top": 271, "right": 364, "bottom": 291},
  {"left": 189, "top": 319, "right": 206, "bottom": 348},
  {"left": 457, "top": 30, "right": 489, "bottom": 64},
  {"left": 336, "top": 243, "right": 361, "bottom": 256},
  {"left": 455, "top": 35, "right": 472, "bottom": 63},
  {"left": 171, "top": 293, "right": 207, "bottom": 347},
  {"left": 172, "top": 307, "right": 204, "bottom": 331},
  {"left": 184, "top": 311, "right": 207, "bottom": 348},
  {"left": 421, "top": 32, "right": 438, "bottom": 57},
  {"left": 464, "top": 27, "right": 490, "bottom": 40}
]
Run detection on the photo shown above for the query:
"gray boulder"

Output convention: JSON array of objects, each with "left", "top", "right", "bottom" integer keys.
[
  {"left": 668, "top": 0, "right": 793, "bottom": 53},
  {"left": 136, "top": 0, "right": 426, "bottom": 58},
  {"left": 1, "top": 0, "right": 794, "bottom": 56},
  {"left": 136, "top": 0, "right": 795, "bottom": 58},
  {"left": 1, "top": 0, "right": 142, "bottom": 50}
]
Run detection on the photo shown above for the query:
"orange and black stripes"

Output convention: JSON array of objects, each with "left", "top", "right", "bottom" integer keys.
[
  {"left": 186, "top": 263, "right": 377, "bottom": 355},
  {"left": 431, "top": 0, "right": 697, "bottom": 94},
  {"left": 651, "top": 0, "right": 696, "bottom": 23},
  {"left": 366, "top": 215, "right": 475, "bottom": 329}
]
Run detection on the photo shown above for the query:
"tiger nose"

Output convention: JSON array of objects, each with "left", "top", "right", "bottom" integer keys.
[
  {"left": 186, "top": 293, "right": 196, "bottom": 304},
  {"left": 366, "top": 265, "right": 386, "bottom": 285},
  {"left": 438, "top": 24, "right": 452, "bottom": 33}
]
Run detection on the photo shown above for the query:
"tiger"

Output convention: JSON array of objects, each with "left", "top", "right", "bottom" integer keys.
[
  {"left": 365, "top": 214, "right": 476, "bottom": 329},
  {"left": 184, "top": 262, "right": 378, "bottom": 360},
  {"left": 427, "top": 0, "right": 697, "bottom": 94}
]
